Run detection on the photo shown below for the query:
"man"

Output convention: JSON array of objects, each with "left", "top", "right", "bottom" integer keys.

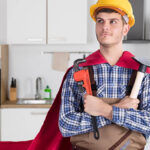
[
  {"left": 0, "top": 0, "right": 149, "bottom": 150},
  {"left": 59, "top": 0, "right": 150, "bottom": 149}
]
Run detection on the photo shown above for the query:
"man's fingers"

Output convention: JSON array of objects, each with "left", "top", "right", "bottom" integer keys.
[
  {"left": 132, "top": 98, "right": 140, "bottom": 104},
  {"left": 132, "top": 103, "right": 139, "bottom": 109},
  {"left": 83, "top": 93, "right": 88, "bottom": 99}
]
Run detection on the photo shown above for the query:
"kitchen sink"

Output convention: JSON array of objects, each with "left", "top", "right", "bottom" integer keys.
[{"left": 17, "top": 99, "right": 52, "bottom": 104}]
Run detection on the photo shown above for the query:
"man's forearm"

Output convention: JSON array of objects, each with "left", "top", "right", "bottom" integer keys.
[{"left": 98, "top": 104, "right": 113, "bottom": 120}]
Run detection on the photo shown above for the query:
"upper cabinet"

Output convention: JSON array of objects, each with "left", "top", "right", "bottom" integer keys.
[
  {"left": 7, "top": 0, "right": 46, "bottom": 44},
  {"left": 0, "top": 0, "right": 87, "bottom": 44},
  {"left": 48, "top": 0, "right": 87, "bottom": 44},
  {"left": 0, "top": 0, "right": 7, "bottom": 44}
]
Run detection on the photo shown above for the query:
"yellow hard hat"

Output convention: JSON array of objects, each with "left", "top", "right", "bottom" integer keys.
[{"left": 90, "top": 0, "right": 135, "bottom": 27}]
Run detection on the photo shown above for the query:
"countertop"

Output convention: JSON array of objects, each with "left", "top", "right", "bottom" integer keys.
[{"left": 0, "top": 100, "right": 52, "bottom": 108}]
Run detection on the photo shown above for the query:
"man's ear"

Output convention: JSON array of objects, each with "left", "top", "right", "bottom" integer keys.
[{"left": 123, "top": 24, "right": 130, "bottom": 36}]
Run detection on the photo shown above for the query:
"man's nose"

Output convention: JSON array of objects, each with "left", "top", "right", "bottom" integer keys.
[{"left": 102, "top": 22, "right": 110, "bottom": 30}]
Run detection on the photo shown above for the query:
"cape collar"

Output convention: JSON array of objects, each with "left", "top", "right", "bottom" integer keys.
[{"left": 80, "top": 50, "right": 150, "bottom": 73}]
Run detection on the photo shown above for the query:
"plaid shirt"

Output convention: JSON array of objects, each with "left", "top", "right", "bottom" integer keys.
[{"left": 59, "top": 63, "right": 150, "bottom": 139}]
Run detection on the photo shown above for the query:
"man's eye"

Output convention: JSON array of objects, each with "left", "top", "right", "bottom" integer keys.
[
  {"left": 97, "top": 19, "right": 103, "bottom": 23},
  {"left": 110, "top": 20, "right": 117, "bottom": 24}
]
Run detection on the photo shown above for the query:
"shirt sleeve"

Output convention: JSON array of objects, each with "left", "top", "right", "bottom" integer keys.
[
  {"left": 112, "top": 73, "right": 150, "bottom": 138},
  {"left": 58, "top": 68, "right": 93, "bottom": 137}
]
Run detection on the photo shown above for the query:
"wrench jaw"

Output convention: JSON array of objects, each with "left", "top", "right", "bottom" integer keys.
[
  {"left": 73, "top": 59, "right": 87, "bottom": 113},
  {"left": 77, "top": 81, "right": 85, "bottom": 93},
  {"left": 73, "top": 69, "right": 93, "bottom": 95},
  {"left": 73, "top": 59, "right": 86, "bottom": 72},
  {"left": 73, "top": 70, "right": 86, "bottom": 93},
  {"left": 73, "top": 59, "right": 87, "bottom": 93}
]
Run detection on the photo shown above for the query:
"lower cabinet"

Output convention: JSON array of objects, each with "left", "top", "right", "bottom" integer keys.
[
  {"left": 0, "top": 108, "right": 150, "bottom": 150},
  {"left": 1, "top": 108, "right": 49, "bottom": 141}
]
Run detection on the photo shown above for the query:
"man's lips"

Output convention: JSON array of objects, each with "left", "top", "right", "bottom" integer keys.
[{"left": 101, "top": 33, "right": 111, "bottom": 36}]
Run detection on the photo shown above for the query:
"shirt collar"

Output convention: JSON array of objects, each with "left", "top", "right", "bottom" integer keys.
[{"left": 82, "top": 49, "right": 150, "bottom": 73}]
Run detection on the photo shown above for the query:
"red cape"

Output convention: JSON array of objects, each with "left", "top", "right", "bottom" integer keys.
[{"left": 0, "top": 50, "right": 150, "bottom": 150}]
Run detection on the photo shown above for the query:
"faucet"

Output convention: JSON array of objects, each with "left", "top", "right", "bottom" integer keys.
[{"left": 35, "top": 77, "right": 42, "bottom": 99}]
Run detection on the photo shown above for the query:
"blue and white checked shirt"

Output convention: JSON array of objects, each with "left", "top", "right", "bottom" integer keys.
[{"left": 59, "top": 63, "right": 150, "bottom": 139}]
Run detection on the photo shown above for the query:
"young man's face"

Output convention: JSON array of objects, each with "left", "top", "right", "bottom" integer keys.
[{"left": 95, "top": 12, "right": 130, "bottom": 47}]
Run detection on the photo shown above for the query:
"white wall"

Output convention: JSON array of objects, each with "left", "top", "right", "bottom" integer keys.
[
  {"left": 8, "top": 45, "right": 91, "bottom": 99},
  {"left": 8, "top": 42, "right": 150, "bottom": 99}
]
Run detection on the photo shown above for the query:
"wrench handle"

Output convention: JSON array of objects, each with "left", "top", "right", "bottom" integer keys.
[{"left": 91, "top": 116, "right": 99, "bottom": 140}]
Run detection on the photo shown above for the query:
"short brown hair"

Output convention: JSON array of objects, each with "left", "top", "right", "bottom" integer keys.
[{"left": 94, "top": 8, "right": 126, "bottom": 25}]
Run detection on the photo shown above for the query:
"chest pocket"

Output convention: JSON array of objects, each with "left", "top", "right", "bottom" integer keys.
[
  {"left": 96, "top": 70, "right": 137, "bottom": 98},
  {"left": 96, "top": 84, "right": 127, "bottom": 98}
]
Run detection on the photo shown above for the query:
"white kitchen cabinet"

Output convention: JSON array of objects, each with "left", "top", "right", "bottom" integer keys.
[
  {"left": 48, "top": 0, "right": 87, "bottom": 44},
  {"left": 3, "top": 0, "right": 87, "bottom": 44},
  {"left": 7, "top": 0, "right": 46, "bottom": 44},
  {"left": 0, "top": 0, "right": 7, "bottom": 44},
  {"left": 5, "top": 0, "right": 87, "bottom": 44},
  {"left": 1, "top": 108, "right": 49, "bottom": 141}
]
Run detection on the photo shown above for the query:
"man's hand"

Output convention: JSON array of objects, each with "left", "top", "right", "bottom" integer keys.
[
  {"left": 84, "top": 94, "right": 112, "bottom": 120},
  {"left": 83, "top": 95, "right": 140, "bottom": 120},
  {"left": 114, "top": 96, "right": 140, "bottom": 109}
]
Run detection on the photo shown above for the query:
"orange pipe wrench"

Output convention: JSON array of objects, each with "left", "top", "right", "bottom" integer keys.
[{"left": 73, "top": 59, "right": 100, "bottom": 140}]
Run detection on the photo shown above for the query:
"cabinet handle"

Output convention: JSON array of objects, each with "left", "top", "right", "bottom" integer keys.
[
  {"left": 27, "top": 38, "right": 44, "bottom": 42},
  {"left": 48, "top": 37, "right": 67, "bottom": 42},
  {"left": 30, "top": 112, "right": 48, "bottom": 115}
]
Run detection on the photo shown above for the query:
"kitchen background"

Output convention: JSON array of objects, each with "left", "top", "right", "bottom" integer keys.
[
  {"left": 7, "top": 0, "right": 150, "bottom": 99},
  {"left": 0, "top": 0, "right": 150, "bottom": 149}
]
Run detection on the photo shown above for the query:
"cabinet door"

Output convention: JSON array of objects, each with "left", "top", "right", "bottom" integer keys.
[
  {"left": 7, "top": 0, "right": 46, "bottom": 44},
  {"left": 48, "top": 0, "right": 87, "bottom": 44},
  {"left": 1, "top": 108, "right": 49, "bottom": 141},
  {"left": 0, "top": 0, "right": 7, "bottom": 44}
]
